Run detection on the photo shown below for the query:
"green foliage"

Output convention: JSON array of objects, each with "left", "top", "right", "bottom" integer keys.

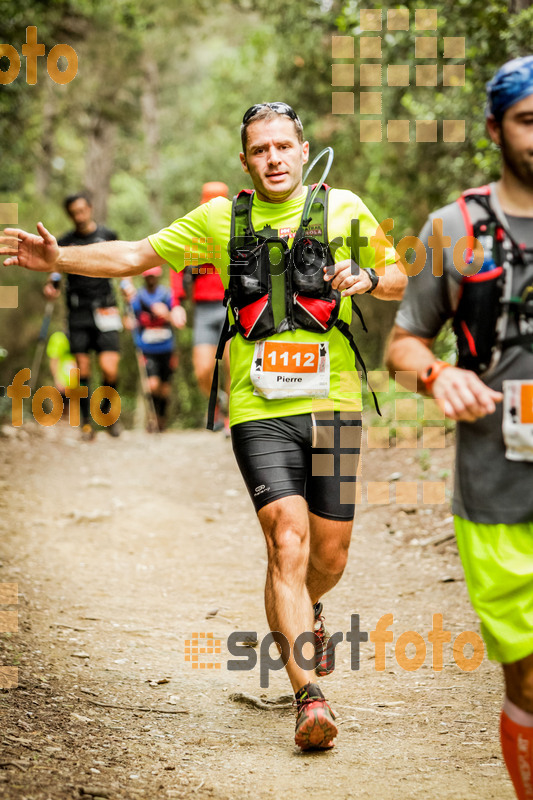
[
  {"left": 501, "top": 5, "right": 533, "bottom": 57},
  {"left": 433, "top": 320, "right": 458, "bottom": 365}
]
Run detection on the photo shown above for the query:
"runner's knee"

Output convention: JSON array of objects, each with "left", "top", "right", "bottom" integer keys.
[
  {"left": 147, "top": 376, "right": 160, "bottom": 393},
  {"left": 309, "top": 544, "right": 348, "bottom": 576},
  {"left": 99, "top": 352, "right": 120, "bottom": 381},
  {"left": 515, "top": 666, "right": 533, "bottom": 711},
  {"left": 195, "top": 362, "right": 213, "bottom": 387},
  {"left": 265, "top": 523, "right": 309, "bottom": 574},
  {"left": 75, "top": 354, "right": 90, "bottom": 379},
  {"left": 504, "top": 657, "right": 533, "bottom": 712}
]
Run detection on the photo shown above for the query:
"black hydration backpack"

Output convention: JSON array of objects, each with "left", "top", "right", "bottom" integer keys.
[
  {"left": 454, "top": 185, "right": 533, "bottom": 375},
  {"left": 207, "top": 184, "right": 377, "bottom": 429}
]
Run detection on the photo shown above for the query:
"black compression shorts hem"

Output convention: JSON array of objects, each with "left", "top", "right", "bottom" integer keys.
[
  {"left": 254, "top": 489, "right": 303, "bottom": 514},
  {"left": 231, "top": 413, "right": 360, "bottom": 520},
  {"left": 307, "top": 505, "right": 355, "bottom": 522},
  {"left": 255, "top": 489, "right": 355, "bottom": 521}
]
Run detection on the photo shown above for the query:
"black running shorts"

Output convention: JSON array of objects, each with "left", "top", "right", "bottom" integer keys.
[
  {"left": 231, "top": 411, "right": 361, "bottom": 521},
  {"left": 193, "top": 302, "right": 226, "bottom": 347},
  {"left": 144, "top": 351, "right": 176, "bottom": 382},
  {"left": 68, "top": 312, "right": 120, "bottom": 355}
]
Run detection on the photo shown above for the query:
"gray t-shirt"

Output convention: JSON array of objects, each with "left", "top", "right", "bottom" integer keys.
[{"left": 395, "top": 188, "right": 533, "bottom": 524}]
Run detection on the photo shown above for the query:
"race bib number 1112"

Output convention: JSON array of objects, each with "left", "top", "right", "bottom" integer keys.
[{"left": 251, "top": 341, "right": 330, "bottom": 400}]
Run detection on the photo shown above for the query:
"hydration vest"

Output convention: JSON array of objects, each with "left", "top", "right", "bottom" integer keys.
[
  {"left": 207, "top": 184, "right": 376, "bottom": 429},
  {"left": 453, "top": 185, "right": 533, "bottom": 375}
]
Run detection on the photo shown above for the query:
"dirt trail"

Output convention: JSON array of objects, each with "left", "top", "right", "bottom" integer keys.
[{"left": 0, "top": 422, "right": 514, "bottom": 799}]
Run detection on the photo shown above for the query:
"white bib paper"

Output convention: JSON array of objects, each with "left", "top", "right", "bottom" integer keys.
[
  {"left": 141, "top": 328, "right": 173, "bottom": 345},
  {"left": 502, "top": 380, "right": 533, "bottom": 462},
  {"left": 250, "top": 340, "right": 330, "bottom": 400},
  {"left": 93, "top": 306, "right": 123, "bottom": 333}
]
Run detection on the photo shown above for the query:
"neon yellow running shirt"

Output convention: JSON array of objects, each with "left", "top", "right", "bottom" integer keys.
[
  {"left": 46, "top": 331, "right": 77, "bottom": 391},
  {"left": 148, "top": 188, "right": 396, "bottom": 426}
]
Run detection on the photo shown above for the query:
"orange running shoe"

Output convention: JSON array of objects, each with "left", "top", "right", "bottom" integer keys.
[{"left": 294, "top": 684, "right": 338, "bottom": 750}]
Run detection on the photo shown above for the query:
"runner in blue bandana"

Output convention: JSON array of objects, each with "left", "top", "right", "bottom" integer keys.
[{"left": 387, "top": 57, "right": 533, "bottom": 799}]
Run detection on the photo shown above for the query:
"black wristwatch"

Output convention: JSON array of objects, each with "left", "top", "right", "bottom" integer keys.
[{"left": 364, "top": 269, "right": 379, "bottom": 294}]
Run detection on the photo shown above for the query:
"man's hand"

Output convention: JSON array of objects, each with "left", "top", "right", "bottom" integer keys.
[
  {"left": 323, "top": 259, "right": 372, "bottom": 296},
  {"left": 170, "top": 305, "right": 187, "bottom": 329},
  {"left": 120, "top": 278, "right": 137, "bottom": 304},
  {"left": 43, "top": 282, "right": 61, "bottom": 300},
  {"left": 151, "top": 301, "right": 170, "bottom": 321},
  {"left": 1, "top": 223, "right": 60, "bottom": 272},
  {"left": 432, "top": 366, "right": 503, "bottom": 422},
  {"left": 122, "top": 314, "right": 136, "bottom": 332}
]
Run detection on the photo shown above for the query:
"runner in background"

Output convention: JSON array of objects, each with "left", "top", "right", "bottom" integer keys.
[
  {"left": 46, "top": 330, "right": 77, "bottom": 419},
  {"left": 130, "top": 266, "right": 185, "bottom": 431},
  {"left": 43, "top": 192, "right": 122, "bottom": 440},
  {"left": 170, "top": 182, "right": 231, "bottom": 433}
]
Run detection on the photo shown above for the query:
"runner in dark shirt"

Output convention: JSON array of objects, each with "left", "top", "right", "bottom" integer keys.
[{"left": 44, "top": 192, "right": 122, "bottom": 439}]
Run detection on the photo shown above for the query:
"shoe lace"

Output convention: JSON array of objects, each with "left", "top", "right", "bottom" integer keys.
[{"left": 293, "top": 696, "right": 325, "bottom": 712}]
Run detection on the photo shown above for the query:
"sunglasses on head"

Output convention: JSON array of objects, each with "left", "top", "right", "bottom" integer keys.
[{"left": 242, "top": 102, "right": 301, "bottom": 125}]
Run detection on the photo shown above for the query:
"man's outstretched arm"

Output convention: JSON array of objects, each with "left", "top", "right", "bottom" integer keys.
[{"left": 1, "top": 222, "right": 162, "bottom": 277}]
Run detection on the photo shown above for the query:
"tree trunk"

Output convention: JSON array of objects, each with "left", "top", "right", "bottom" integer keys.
[
  {"left": 35, "top": 84, "right": 56, "bottom": 198},
  {"left": 141, "top": 55, "right": 162, "bottom": 227},
  {"left": 83, "top": 116, "right": 117, "bottom": 224},
  {"left": 509, "top": 0, "right": 532, "bottom": 11}
]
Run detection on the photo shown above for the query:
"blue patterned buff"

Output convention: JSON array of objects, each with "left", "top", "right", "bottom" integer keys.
[{"left": 486, "top": 55, "right": 533, "bottom": 120}]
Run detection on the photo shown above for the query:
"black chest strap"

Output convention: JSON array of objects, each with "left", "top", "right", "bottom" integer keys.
[
  {"left": 207, "top": 311, "right": 379, "bottom": 430},
  {"left": 207, "top": 314, "right": 233, "bottom": 431}
]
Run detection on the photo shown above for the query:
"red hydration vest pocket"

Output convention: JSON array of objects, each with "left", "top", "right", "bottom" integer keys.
[
  {"left": 234, "top": 294, "right": 273, "bottom": 339},
  {"left": 293, "top": 294, "right": 338, "bottom": 332}
]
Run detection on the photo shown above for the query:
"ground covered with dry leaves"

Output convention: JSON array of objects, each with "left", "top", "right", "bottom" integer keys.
[{"left": 0, "top": 422, "right": 515, "bottom": 799}]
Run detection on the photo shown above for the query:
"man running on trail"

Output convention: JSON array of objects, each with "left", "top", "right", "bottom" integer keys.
[
  {"left": 2, "top": 102, "right": 406, "bottom": 750},
  {"left": 386, "top": 59, "right": 533, "bottom": 798},
  {"left": 43, "top": 192, "right": 122, "bottom": 440},
  {"left": 46, "top": 330, "right": 77, "bottom": 419}
]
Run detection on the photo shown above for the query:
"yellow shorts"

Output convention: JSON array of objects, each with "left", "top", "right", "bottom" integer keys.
[{"left": 454, "top": 516, "right": 533, "bottom": 663}]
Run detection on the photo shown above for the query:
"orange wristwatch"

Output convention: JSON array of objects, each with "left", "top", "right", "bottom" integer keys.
[{"left": 422, "top": 361, "right": 451, "bottom": 393}]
